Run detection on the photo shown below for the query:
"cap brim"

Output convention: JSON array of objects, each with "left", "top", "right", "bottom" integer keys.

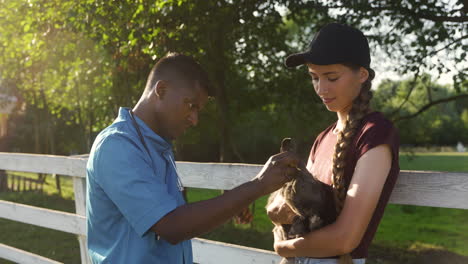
[
  {"left": 285, "top": 52, "right": 309, "bottom": 68},
  {"left": 285, "top": 51, "right": 350, "bottom": 68}
]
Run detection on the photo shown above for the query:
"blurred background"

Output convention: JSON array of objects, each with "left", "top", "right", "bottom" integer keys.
[
  {"left": 0, "top": 1, "right": 467, "bottom": 263},
  {"left": 0, "top": 0, "right": 466, "bottom": 161}
]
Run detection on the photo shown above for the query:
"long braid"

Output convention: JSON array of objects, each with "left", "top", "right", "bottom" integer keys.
[
  {"left": 332, "top": 67, "right": 374, "bottom": 264},
  {"left": 332, "top": 67, "right": 375, "bottom": 213}
]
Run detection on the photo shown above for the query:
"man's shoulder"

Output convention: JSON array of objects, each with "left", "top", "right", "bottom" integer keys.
[
  {"left": 94, "top": 120, "right": 136, "bottom": 149},
  {"left": 87, "top": 120, "right": 141, "bottom": 167}
]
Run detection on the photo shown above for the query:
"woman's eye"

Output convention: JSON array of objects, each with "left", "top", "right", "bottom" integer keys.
[{"left": 329, "top": 78, "right": 339, "bottom": 82}]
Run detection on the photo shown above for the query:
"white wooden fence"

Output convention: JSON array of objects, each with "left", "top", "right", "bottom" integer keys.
[{"left": 0, "top": 152, "right": 467, "bottom": 264}]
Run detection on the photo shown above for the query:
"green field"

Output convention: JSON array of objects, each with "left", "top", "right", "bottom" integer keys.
[
  {"left": 1, "top": 152, "right": 468, "bottom": 263},
  {"left": 400, "top": 152, "right": 468, "bottom": 172}
]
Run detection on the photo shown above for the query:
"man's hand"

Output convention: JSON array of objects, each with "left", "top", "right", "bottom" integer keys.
[
  {"left": 253, "top": 151, "right": 299, "bottom": 196},
  {"left": 266, "top": 192, "right": 298, "bottom": 225}
]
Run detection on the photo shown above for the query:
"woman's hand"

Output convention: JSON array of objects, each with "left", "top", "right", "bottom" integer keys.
[{"left": 266, "top": 192, "right": 298, "bottom": 225}]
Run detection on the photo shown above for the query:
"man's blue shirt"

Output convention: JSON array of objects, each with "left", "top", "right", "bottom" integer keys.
[{"left": 86, "top": 107, "right": 192, "bottom": 263}]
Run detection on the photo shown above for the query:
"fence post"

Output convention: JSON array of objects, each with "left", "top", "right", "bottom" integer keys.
[
  {"left": 73, "top": 176, "right": 91, "bottom": 264},
  {"left": 0, "top": 170, "right": 6, "bottom": 191}
]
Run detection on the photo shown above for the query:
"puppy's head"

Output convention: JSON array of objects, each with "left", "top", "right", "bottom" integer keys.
[{"left": 280, "top": 138, "right": 297, "bottom": 153}]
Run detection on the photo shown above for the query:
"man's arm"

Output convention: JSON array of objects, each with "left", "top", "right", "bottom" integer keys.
[{"left": 152, "top": 151, "right": 299, "bottom": 244}]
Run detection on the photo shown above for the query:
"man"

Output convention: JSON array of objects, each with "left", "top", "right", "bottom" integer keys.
[{"left": 86, "top": 52, "right": 299, "bottom": 263}]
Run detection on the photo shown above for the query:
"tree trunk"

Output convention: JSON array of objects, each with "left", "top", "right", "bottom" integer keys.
[
  {"left": 207, "top": 24, "right": 245, "bottom": 163},
  {"left": 32, "top": 90, "right": 41, "bottom": 154},
  {"left": 74, "top": 78, "right": 86, "bottom": 153},
  {"left": 54, "top": 174, "right": 62, "bottom": 196}
]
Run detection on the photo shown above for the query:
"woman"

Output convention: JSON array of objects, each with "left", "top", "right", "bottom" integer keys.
[{"left": 266, "top": 23, "right": 400, "bottom": 264}]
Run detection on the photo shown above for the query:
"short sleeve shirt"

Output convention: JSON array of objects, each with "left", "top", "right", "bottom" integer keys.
[
  {"left": 86, "top": 107, "right": 192, "bottom": 263},
  {"left": 308, "top": 111, "right": 400, "bottom": 258}
]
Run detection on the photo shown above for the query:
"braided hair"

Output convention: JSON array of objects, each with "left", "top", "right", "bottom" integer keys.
[{"left": 331, "top": 65, "right": 375, "bottom": 214}]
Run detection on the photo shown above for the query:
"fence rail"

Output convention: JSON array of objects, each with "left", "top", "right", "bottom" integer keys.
[{"left": 1, "top": 152, "right": 467, "bottom": 263}]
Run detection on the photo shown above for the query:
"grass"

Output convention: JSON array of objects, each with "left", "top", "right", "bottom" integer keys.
[
  {"left": 1, "top": 152, "right": 468, "bottom": 263},
  {"left": 400, "top": 152, "right": 468, "bottom": 172},
  {"left": 0, "top": 175, "right": 80, "bottom": 263}
]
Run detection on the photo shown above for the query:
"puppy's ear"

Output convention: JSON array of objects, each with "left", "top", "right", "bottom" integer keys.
[{"left": 280, "top": 138, "right": 296, "bottom": 153}]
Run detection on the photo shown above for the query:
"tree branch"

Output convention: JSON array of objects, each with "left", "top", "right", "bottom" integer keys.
[
  {"left": 372, "top": 5, "right": 467, "bottom": 22},
  {"left": 428, "top": 35, "right": 468, "bottom": 57},
  {"left": 327, "top": 3, "right": 468, "bottom": 23},
  {"left": 394, "top": 94, "right": 468, "bottom": 122},
  {"left": 389, "top": 70, "right": 421, "bottom": 119},
  {"left": 412, "top": 13, "right": 467, "bottom": 23},
  {"left": 426, "top": 83, "right": 433, "bottom": 102}
]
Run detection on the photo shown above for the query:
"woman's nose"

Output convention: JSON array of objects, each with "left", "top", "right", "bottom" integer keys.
[{"left": 315, "top": 80, "right": 329, "bottom": 95}]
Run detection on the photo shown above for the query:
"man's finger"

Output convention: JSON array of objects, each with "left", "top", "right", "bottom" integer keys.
[{"left": 272, "top": 152, "right": 300, "bottom": 167}]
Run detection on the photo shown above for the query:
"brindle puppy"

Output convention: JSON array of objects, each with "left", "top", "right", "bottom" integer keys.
[{"left": 267, "top": 138, "right": 337, "bottom": 264}]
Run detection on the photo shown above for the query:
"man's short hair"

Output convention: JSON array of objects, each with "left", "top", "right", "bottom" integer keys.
[{"left": 144, "top": 52, "right": 214, "bottom": 96}]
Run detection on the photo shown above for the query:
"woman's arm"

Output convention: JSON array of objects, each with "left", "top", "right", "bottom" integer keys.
[{"left": 274, "top": 144, "right": 392, "bottom": 257}]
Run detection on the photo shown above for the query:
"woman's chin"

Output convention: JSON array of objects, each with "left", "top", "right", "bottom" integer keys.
[{"left": 324, "top": 105, "right": 339, "bottom": 112}]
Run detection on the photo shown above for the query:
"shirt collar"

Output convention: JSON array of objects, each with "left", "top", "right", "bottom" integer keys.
[{"left": 117, "top": 107, "right": 173, "bottom": 153}]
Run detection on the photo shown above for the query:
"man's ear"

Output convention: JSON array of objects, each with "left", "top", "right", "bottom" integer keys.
[{"left": 154, "top": 80, "right": 168, "bottom": 99}]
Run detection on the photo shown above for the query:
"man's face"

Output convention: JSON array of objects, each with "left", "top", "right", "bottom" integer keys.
[{"left": 157, "top": 80, "right": 208, "bottom": 140}]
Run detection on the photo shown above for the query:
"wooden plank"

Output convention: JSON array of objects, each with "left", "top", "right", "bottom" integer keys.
[
  {"left": 0, "top": 200, "right": 86, "bottom": 236},
  {"left": 389, "top": 170, "right": 468, "bottom": 209},
  {"left": 1, "top": 153, "right": 468, "bottom": 208},
  {"left": 0, "top": 170, "right": 6, "bottom": 191},
  {"left": 73, "top": 177, "right": 87, "bottom": 216},
  {"left": 10, "top": 174, "right": 15, "bottom": 191},
  {"left": 177, "top": 162, "right": 263, "bottom": 190},
  {"left": 73, "top": 177, "right": 91, "bottom": 264},
  {"left": 0, "top": 152, "right": 87, "bottom": 177},
  {"left": 0, "top": 152, "right": 467, "bottom": 264},
  {"left": 192, "top": 238, "right": 280, "bottom": 264},
  {"left": 22, "top": 176, "right": 26, "bottom": 191},
  {"left": 0, "top": 243, "right": 62, "bottom": 264},
  {"left": 177, "top": 163, "right": 468, "bottom": 209}
]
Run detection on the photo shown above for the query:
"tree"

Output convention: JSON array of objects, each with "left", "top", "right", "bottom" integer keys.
[
  {"left": 1, "top": 0, "right": 465, "bottom": 161},
  {"left": 373, "top": 74, "right": 468, "bottom": 145},
  {"left": 0, "top": 0, "right": 115, "bottom": 154},
  {"left": 294, "top": 0, "right": 467, "bottom": 121},
  {"left": 66, "top": 0, "right": 335, "bottom": 161}
]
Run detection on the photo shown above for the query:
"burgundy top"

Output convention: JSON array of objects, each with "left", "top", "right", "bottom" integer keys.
[{"left": 307, "top": 111, "right": 400, "bottom": 258}]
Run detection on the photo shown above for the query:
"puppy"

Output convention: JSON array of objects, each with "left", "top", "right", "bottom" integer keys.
[{"left": 267, "top": 138, "right": 338, "bottom": 264}]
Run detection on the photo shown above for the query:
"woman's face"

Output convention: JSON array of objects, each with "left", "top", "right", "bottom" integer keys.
[{"left": 307, "top": 63, "right": 369, "bottom": 114}]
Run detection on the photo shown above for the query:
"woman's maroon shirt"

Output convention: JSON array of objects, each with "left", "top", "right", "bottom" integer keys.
[{"left": 308, "top": 111, "right": 400, "bottom": 258}]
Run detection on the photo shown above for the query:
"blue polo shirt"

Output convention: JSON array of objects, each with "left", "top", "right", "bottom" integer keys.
[{"left": 86, "top": 107, "right": 192, "bottom": 263}]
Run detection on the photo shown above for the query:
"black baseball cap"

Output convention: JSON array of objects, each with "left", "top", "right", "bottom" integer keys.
[{"left": 285, "top": 23, "right": 371, "bottom": 68}]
